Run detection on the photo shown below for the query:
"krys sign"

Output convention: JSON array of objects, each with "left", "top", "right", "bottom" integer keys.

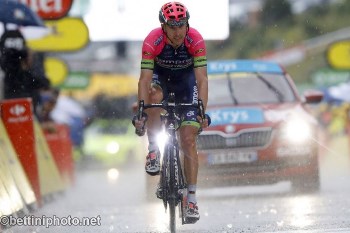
[{"left": 19, "top": 0, "right": 73, "bottom": 20}]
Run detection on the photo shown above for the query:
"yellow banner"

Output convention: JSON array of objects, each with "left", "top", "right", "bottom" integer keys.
[
  {"left": 44, "top": 57, "right": 69, "bottom": 86},
  {"left": 69, "top": 73, "right": 138, "bottom": 100},
  {"left": 28, "top": 17, "right": 89, "bottom": 52}
]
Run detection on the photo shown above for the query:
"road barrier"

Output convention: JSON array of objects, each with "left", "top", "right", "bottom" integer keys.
[
  {"left": 0, "top": 144, "right": 25, "bottom": 217},
  {"left": 0, "top": 178, "right": 14, "bottom": 217},
  {"left": 44, "top": 124, "right": 75, "bottom": 186},
  {"left": 0, "top": 119, "right": 37, "bottom": 211},
  {"left": 0, "top": 98, "right": 41, "bottom": 206},
  {"left": 34, "top": 120, "right": 66, "bottom": 200},
  {"left": 0, "top": 97, "right": 74, "bottom": 221}
]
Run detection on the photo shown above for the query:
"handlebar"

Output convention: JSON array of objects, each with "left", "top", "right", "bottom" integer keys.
[
  {"left": 135, "top": 93, "right": 206, "bottom": 136},
  {"left": 137, "top": 100, "right": 205, "bottom": 120}
]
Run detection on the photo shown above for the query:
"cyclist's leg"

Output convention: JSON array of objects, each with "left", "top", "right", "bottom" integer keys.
[
  {"left": 175, "top": 72, "right": 201, "bottom": 221},
  {"left": 144, "top": 74, "right": 164, "bottom": 175},
  {"left": 145, "top": 82, "right": 163, "bottom": 142},
  {"left": 174, "top": 72, "right": 200, "bottom": 189},
  {"left": 179, "top": 124, "right": 201, "bottom": 221},
  {"left": 179, "top": 124, "right": 199, "bottom": 185}
]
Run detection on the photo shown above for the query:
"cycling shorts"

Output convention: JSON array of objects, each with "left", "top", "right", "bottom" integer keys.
[{"left": 152, "top": 71, "right": 200, "bottom": 129}]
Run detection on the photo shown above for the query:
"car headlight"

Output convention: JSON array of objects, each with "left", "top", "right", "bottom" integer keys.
[
  {"left": 282, "top": 118, "right": 312, "bottom": 143},
  {"left": 106, "top": 141, "right": 120, "bottom": 154}
]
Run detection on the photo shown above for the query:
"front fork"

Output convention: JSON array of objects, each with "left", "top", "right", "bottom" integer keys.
[{"left": 158, "top": 133, "right": 187, "bottom": 210}]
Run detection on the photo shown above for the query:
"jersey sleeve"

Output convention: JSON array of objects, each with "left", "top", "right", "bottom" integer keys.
[
  {"left": 140, "top": 28, "right": 163, "bottom": 70},
  {"left": 186, "top": 28, "right": 207, "bottom": 68}
]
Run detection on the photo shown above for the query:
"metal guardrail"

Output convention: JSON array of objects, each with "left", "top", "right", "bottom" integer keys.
[
  {"left": 303, "top": 26, "right": 350, "bottom": 51},
  {"left": 260, "top": 27, "right": 350, "bottom": 66}
]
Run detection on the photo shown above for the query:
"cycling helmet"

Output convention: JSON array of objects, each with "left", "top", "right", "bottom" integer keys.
[{"left": 159, "top": 2, "right": 190, "bottom": 26}]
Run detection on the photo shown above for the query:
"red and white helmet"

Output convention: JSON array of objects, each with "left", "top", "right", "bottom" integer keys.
[{"left": 159, "top": 2, "right": 190, "bottom": 26}]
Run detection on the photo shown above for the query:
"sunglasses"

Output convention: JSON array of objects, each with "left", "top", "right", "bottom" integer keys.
[{"left": 166, "top": 18, "right": 188, "bottom": 27}]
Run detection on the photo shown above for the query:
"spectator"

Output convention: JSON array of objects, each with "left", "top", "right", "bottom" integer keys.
[
  {"left": 37, "top": 87, "right": 59, "bottom": 131},
  {"left": 0, "top": 29, "right": 50, "bottom": 117},
  {"left": 50, "top": 91, "right": 89, "bottom": 159}
]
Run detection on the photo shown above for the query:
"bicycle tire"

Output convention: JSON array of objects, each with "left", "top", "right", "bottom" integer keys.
[
  {"left": 168, "top": 144, "right": 177, "bottom": 233},
  {"left": 160, "top": 164, "right": 167, "bottom": 209},
  {"left": 137, "top": 96, "right": 202, "bottom": 230},
  {"left": 169, "top": 198, "right": 176, "bottom": 233}
]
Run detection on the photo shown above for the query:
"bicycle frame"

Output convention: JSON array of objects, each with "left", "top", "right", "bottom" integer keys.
[{"left": 137, "top": 93, "right": 204, "bottom": 232}]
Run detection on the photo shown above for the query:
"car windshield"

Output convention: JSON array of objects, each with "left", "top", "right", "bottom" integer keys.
[{"left": 208, "top": 72, "right": 296, "bottom": 105}]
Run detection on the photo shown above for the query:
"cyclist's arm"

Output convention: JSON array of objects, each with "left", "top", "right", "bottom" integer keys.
[
  {"left": 138, "top": 69, "right": 153, "bottom": 104},
  {"left": 194, "top": 66, "right": 208, "bottom": 111},
  {"left": 187, "top": 28, "right": 208, "bottom": 110},
  {"left": 139, "top": 29, "right": 161, "bottom": 104}
]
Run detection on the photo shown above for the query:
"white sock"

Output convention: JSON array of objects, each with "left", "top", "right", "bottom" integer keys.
[
  {"left": 187, "top": 184, "right": 197, "bottom": 204},
  {"left": 148, "top": 141, "right": 158, "bottom": 152}
]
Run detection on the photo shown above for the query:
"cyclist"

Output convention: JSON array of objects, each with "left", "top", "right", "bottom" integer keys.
[{"left": 133, "top": 1, "right": 209, "bottom": 223}]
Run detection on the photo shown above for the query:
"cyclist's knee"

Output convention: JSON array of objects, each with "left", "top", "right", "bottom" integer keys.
[
  {"left": 180, "top": 132, "right": 197, "bottom": 149},
  {"left": 146, "top": 88, "right": 163, "bottom": 117},
  {"left": 149, "top": 85, "right": 163, "bottom": 103}
]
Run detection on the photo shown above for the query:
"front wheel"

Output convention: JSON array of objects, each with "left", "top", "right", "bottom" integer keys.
[
  {"left": 169, "top": 198, "right": 177, "bottom": 233},
  {"left": 167, "top": 142, "right": 178, "bottom": 232}
]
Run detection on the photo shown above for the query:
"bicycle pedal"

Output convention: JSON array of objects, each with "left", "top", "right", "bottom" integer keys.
[
  {"left": 146, "top": 170, "right": 160, "bottom": 176},
  {"left": 184, "top": 217, "right": 200, "bottom": 224}
]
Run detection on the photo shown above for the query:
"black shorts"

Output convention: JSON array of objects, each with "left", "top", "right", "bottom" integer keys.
[{"left": 152, "top": 71, "right": 200, "bottom": 128}]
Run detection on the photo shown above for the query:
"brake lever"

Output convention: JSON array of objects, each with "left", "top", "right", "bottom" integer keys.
[
  {"left": 197, "top": 99, "right": 206, "bottom": 135},
  {"left": 135, "top": 100, "right": 145, "bottom": 136},
  {"left": 198, "top": 99, "right": 205, "bottom": 120}
]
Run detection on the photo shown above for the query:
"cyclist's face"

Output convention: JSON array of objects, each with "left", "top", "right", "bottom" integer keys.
[{"left": 164, "top": 24, "right": 187, "bottom": 47}]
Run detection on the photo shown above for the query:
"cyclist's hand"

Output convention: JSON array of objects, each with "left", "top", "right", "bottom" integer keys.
[
  {"left": 198, "top": 116, "right": 208, "bottom": 129},
  {"left": 132, "top": 114, "right": 147, "bottom": 136},
  {"left": 197, "top": 114, "right": 211, "bottom": 129}
]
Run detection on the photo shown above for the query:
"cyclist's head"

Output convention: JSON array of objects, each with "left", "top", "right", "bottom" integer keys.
[{"left": 159, "top": 2, "right": 190, "bottom": 27}]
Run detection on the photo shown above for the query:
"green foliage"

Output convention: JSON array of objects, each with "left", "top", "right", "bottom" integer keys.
[
  {"left": 206, "top": 1, "right": 350, "bottom": 86},
  {"left": 261, "top": 0, "right": 293, "bottom": 26}
]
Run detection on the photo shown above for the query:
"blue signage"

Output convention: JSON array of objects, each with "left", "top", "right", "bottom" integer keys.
[
  {"left": 207, "top": 107, "right": 265, "bottom": 126},
  {"left": 207, "top": 59, "right": 284, "bottom": 74}
]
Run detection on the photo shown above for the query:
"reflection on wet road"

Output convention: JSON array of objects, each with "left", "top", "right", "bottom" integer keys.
[{"left": 4, "top": 136, "right": 350, "bottom": 233}]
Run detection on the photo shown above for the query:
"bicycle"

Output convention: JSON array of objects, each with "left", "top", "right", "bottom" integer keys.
[{"left": 136, "top": 93, "right": 205, "bottom": 233}]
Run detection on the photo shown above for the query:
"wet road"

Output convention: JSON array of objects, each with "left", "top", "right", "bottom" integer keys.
[{"left": 3, "top": 136, "right": 350, "bottom": 233}]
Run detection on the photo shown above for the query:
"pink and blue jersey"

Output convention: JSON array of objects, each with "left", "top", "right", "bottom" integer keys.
[
  {"left": 140, "top": 27, "right": 207, "bottom": 125},
  {"left": 141, "top": 27, "right": 207, "bottom": 76}
]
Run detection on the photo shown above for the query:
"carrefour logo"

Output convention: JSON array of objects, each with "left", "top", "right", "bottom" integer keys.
[
  {"left": 207, "top": 107, "right": 265, "bottom": 126},
  {"left": 9, "top": 104, "right": 26, "bottom": 116}
]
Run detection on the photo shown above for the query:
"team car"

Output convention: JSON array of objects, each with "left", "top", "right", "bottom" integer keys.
[{"left": 197, "top": 59, "right": 323, "bottom": 192}]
